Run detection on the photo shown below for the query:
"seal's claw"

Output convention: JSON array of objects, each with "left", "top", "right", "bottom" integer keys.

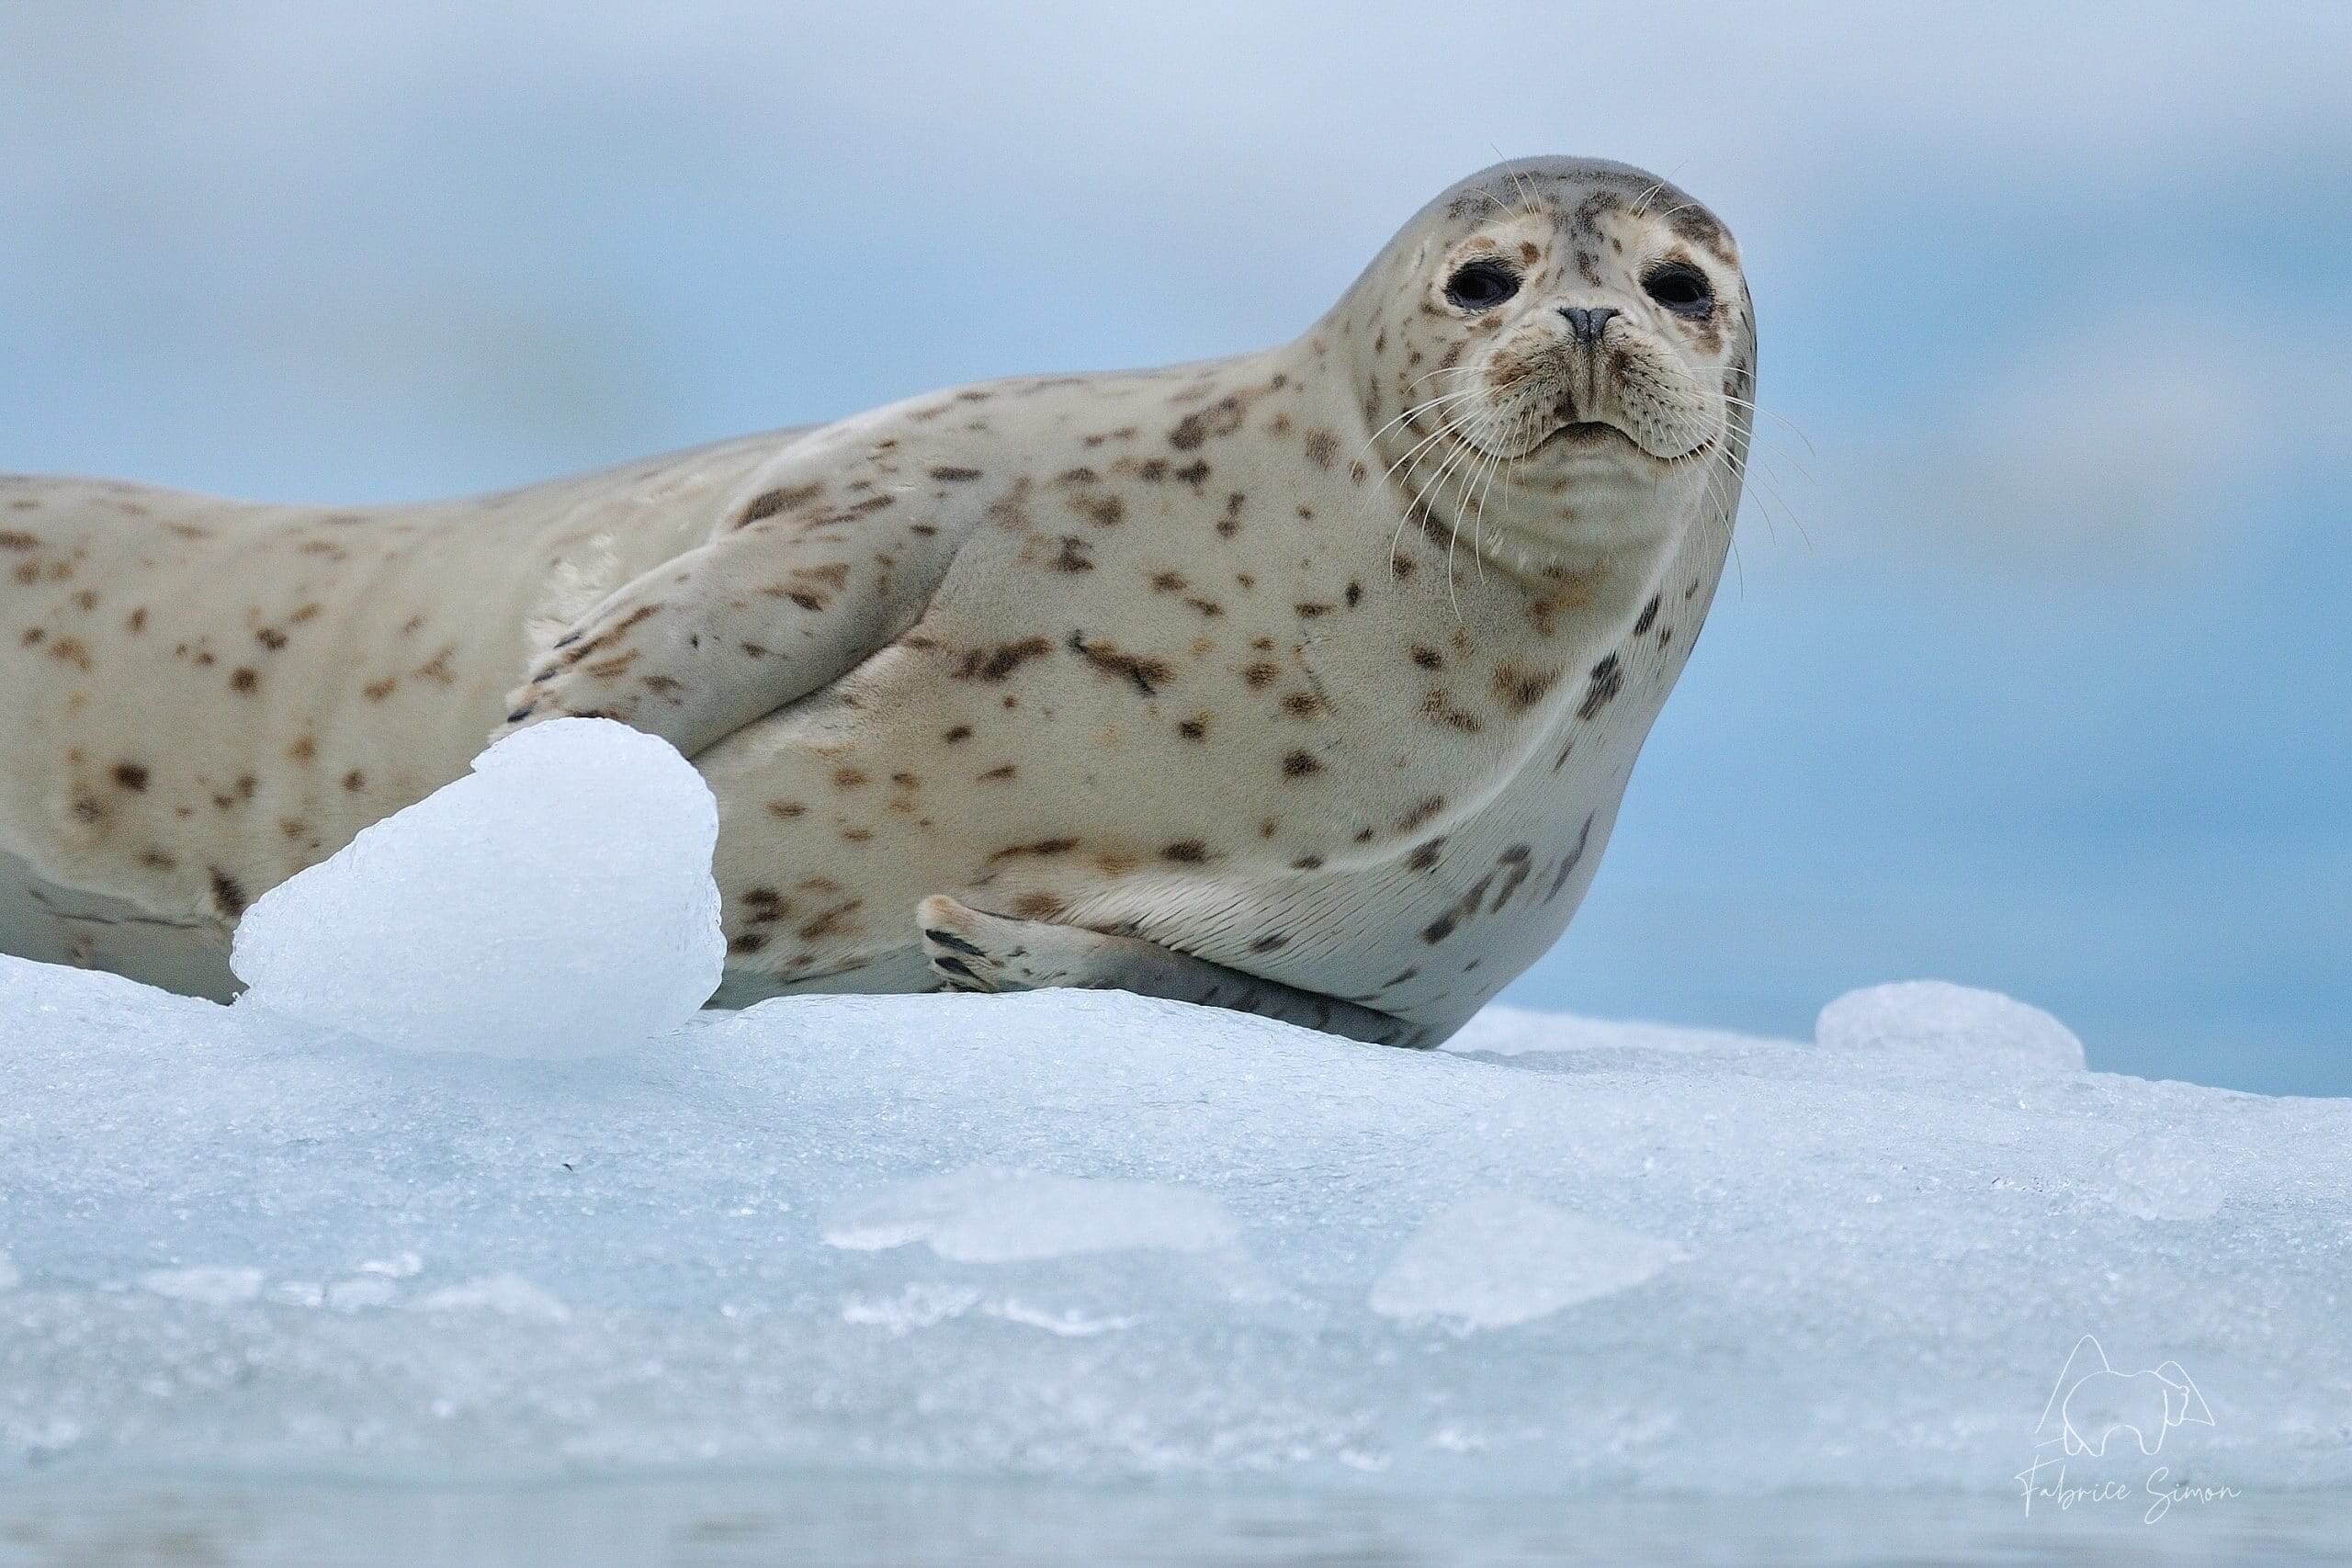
[{"left": 916, "top": 895, "right": 1011, "bottom": 992}]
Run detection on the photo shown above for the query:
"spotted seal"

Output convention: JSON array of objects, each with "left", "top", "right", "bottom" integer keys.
[{"left": 0, "top": 156, "right": 1753, "bottom": 1044}]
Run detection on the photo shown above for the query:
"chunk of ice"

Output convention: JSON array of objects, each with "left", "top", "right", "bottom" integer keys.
[
  {"left": 137, "top": 1267, "right": 263, "bottom": 1306},
  {"left": 413, "top": 1275, "right": 571, "bottom": 1323},
  {"left": 824, "top": 1168, "right": 1239, "bottom": 1262},
  {"left": 229, "top": 718, "right": 723, "bottom": 1058},
  {"left": 1815, "top": 979, "right": 2087, "bottom": 1072},
  {"left": 1369, "top": 1194, "right": 1682, "bottom": 1328}
]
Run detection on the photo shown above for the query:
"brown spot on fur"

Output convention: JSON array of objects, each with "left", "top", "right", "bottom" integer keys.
[
  {"left": 287, "top": 736, "right": 315, "bottom": 762},
  {"left": 990, "top": 837, "right": 1078, "bottom": 863},
  {"left": 342, "top": 769, "right": 366, "bottom": 792},
  {"left": 1634, "top": 593, "right": 1662, "bottom": 636},
  {"left": 255, "top": 627, "right": 288, "bottom": 650},
  {"left": 1420, "top": 690, "right": 1481, "bottom": 734},
  {"left": 944, "top": 725, "right": 973, "bottom": 744},
  {"left": 1492, "top": 662, "right": 1561, "bottom": 713},
  {"left": 1013, "top": 892, "right": 1066, "bottom": 920},
  {"left": 1052, "top": 536, "right": 1094, "bottom": 572},
  {"left": 958, "top": 636, "right": 1053, "bottom": 682},
  {"left": 364, "top": 677, "right": 397, "bottom": 702},
  {"left": 797, "top": 899, "right": 864, "bottom": 942},
  {"left": 730, "top": 931, "right": 769, "bottom": 954},
  {"left": 47, "top": 637, "right": 92, "bottom": 671},
  {"left": 1290, "top": 854, "right": 1324, "bottom": 871},
  {"left": 229, "top": 667, "right": 259, "bottom": 694},
  {"left": 112, "top": 762, "right": 149, "bottom": 792},
  {"left": 832, "top": 766, "right": 868, "bottom": 789},
  {"left": 1282, "top": 691, "right": 1327, "bottom": 718},
  {"left": 1410, "top": 645, "right": 1443, "bottom": 670},
  {"left": 767, "top": 799, "right": 808, "bottom": 818},
  {"left": 1397, "top": 795, "right": 1444, "bottom": 833},
  {"left": 978, "top": 764, "right": 1018, "bottom": 781},
  {"left": 1242, "top": 661, "right": 1278, "bottom": 689},
  {"left": 1408, "top": 838, "right": 1444, "bottom": 872},
  {"left": 209, "top": 869, "right": 247, "bottom": 918},
  {"left": 1074, "top": 492, "right": 1125, "bottom": 527},
  {"left": 1177, "top": 715, "right": 1209, "bottom": 740},
  {"left": 1250, "top": 933, "right": 1288, "bottom": 953},
  {"left": 1282, "top": 750, "right": 1321, "bottom": 778},
  {"left": 1161, "top": 840, "right": 1211, "bottom": 863},
  {"left": 929, "top": 466, "right": 982, "bottom": 482},
  {"left": 1493, "top": 845, "right": 1533, "bottom": 910},
  {"left": 1068, "top": 632, "right": 1168, "bottom": 697},
  {"left": 1544, "top": 813, "right": 1598, "bottom": 902},
  {"left": 1577, "top": 653, "right": 1624, "bottom": 720}
]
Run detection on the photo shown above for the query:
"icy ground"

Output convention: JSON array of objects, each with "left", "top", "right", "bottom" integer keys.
[{"left": 0, "top": 721, "right": 2346, "bottom": 1497}]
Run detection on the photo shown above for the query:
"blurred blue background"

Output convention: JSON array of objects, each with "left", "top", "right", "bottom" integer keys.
[{"left": 2, "top": 3, "right": 2344, "bottom": 1092}]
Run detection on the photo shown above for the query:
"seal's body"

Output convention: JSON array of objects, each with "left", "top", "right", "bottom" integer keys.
[{"left": 1, "top": 157, "right": 1754, "bottom": 1043}]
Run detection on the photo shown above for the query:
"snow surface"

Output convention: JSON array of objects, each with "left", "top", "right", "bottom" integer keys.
[{"left": 1, "top": 720, "right": 2346, "bottom": 1495}]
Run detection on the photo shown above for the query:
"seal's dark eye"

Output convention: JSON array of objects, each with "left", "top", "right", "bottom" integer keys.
[
  {"left": 1444, "top": 261, "right": 1520, "bottom": 310},
  {"left": 1643, "top": 264, "right": 1713, "bottom": 315}
]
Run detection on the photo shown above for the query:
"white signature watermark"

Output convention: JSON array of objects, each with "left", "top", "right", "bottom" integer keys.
[{"left": 2015, "top": 1334, "right": 2239, "bottom": 1521}]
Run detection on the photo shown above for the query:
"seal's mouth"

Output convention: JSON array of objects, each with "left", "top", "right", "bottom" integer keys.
[
  {"left": 1526, "top": 417, "right": 1649, "bottom": 461},
  {"left": 1530, "top": 415, "right": 1713, "bottom": 467}
]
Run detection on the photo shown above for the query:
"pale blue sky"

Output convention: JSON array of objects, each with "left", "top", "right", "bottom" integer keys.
[{"left": 3, "top": 2, "right": 2345, "bottom": 1090}]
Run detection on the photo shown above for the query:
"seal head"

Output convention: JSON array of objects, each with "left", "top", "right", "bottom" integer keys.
[{"left": 1337, "top": 157, "right": 1756, "bottom": 577}]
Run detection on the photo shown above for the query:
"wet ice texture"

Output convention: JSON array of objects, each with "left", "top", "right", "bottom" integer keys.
[
  {"left": 0, "top": 724, "right": 2346, "bottom": 1495},
  {"left": 1368, "top": 1194, "right": 1683, "bottom": 1329},
  {"left": 230, "top": 718, "right": 723, "bottom": 1057},
  {"left": 4, "top": 964, "right": 2346, "bottom": 1495}
]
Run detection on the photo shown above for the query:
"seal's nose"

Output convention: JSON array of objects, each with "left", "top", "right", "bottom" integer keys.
[{"left": 1558, "top": 306, "right": 1619, "bottom": 345}]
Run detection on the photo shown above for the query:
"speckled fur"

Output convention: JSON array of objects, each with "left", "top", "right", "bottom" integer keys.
[{"left": 0, "top": 157, "right": 1753, "bottom": 1043}]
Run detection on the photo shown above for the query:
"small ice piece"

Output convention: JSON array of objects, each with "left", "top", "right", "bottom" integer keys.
[
  {"left": 137, "top": 1266, "right": 263, "bottom": 1306},
  {"left": 325, "top": 1277, "right": 399, "bottom": 1311},
  {"left": 824, "top": 1168, "right": 1239, "bottom": 1262},
  {"left": 1370, "top": 1193, "right": 1682, "bottom": 1329},
  {"left": 413, "top": 1274, "right": 571, "bottom": 1323},
  {"left": 1447, "top": 1005, "right": 1792, "bottom": 1057},
  {"left": 1814, "top": 980, "right": 2086, "bottom": 1073},
  {"left": 839, "top": 1284, "right": 983, "bottom": 1335},
  {"left": 230, "top": 718, "right": 724, "bottom": 1058},
  {"left": 2112, "top": 1134, "right": 2227, "bottom": 1221}
]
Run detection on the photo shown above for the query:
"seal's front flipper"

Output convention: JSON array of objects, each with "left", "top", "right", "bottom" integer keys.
[
  {"left": 916, "top": 895, "right": 1428, "bottom": 1047},
  {"left": 503, "top": 501, "right": 960, "bottom": 759}
]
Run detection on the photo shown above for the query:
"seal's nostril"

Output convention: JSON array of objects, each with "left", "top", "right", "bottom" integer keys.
[{"left": 1558, "top": 306, "right": 1620, "bottom": 344}]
